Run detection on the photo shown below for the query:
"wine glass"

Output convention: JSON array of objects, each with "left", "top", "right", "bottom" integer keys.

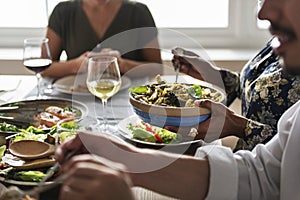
[
  {"left": 86, "top": 55, "right": 122, "bottom": 133},
  {"left": 23, "top": 38, "right": 52, "bottom": 99}
]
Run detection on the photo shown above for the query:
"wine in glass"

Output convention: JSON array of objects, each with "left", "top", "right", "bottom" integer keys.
[
  {"left": 23, "top": 38, "right": 52, "bottom": 99},
  {"left": 86, "top": 55, "right": 121, "bottom": 133}
]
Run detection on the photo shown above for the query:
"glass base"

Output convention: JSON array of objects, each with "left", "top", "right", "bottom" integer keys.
[
  {"left": 43, "top": 87, "right": 53, "bottom": 94},
  {"left": 25, "top": 95, "right": 49, "bottom": 100},
  {"left": 92, "top": 123, "right": 118, "bottom": 135}
]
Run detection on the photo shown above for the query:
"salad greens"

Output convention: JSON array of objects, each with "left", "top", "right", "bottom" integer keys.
[
  {"left": 0, "top": 122, "right": 20, "bottom": 132},
  {"left": 60, "top": 120, "right": 80, "bottom": 130},
  {"left": 128, "top": 86, "right": 148, "bottom": 94},
  {"left": 127, "top": 121, "right": 181, "bottom": 144},
  {"left": 1, "top": 119, "right": 79, "bottom": 143},
  {"left": 64, "top": 105, "right": 82, "bottom": 116},
  {"left": 15, "top": 171, "right": 46, "bottom": 182},
  {"left": 188, "top": 84, "right": 203, "bottom": 99},
  {"left": 12, "top": 125, "right": 53, "bottom": 142},
  {"left": 130, "top": 128, "right": 156, "bottom": 143},
  {"left": 0, "top": 145, "right": 6, "bottom": 160},
  {"left": 59, "top": 131, "right": 77, "bottom": 143}
]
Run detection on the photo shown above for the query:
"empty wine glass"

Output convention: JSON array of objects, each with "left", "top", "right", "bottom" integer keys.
[
  {"left": 86, "top": 55, "right": 121, "bottom": 134},
  {"left": 23, "top": 38, "right": 52, "bottom": 99}
]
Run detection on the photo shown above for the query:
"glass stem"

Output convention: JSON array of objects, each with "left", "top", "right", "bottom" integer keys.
[
  {"left": 36, "top": 73, "right": 41, "bottom": 98},
  {"left": 102, "top": 99, "right": 108, "bottom": 133}
]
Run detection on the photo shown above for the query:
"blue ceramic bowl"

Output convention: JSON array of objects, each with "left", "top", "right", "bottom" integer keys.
[
  {"left": 129, "top": 82, "right": 226, "bottom": 127},
  {"left": 131, "top": 106, "right": 211, "bottom": 127}
]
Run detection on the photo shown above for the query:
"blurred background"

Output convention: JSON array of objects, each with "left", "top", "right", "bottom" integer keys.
[{"left": 0, "top": 0, "right": 270, "bottom": 78}]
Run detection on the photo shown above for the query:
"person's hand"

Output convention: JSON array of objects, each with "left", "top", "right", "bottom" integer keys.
[
  {"left": 59, "top": 154, "right": 134, "bottom": 200},
  {"left": 55, "top": 134, "right": 88, "bottom": 164},
  {"left": 172, "top": 47, "right": 204, "bottom": 80},
  {"left": 166, "top": 99, "right": 248, "bottom": 142},
  {"left": 89, "top": 48, "right": 127, "bottom": 73},
  {"left": 73, "top": 51, "right": 90, "bottom": 73},
  {"left": 171, "top": 47, "right": 222, "bottom": 85}
]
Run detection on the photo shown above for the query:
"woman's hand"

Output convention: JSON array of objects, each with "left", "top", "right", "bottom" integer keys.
[
  {"left": 59, "top": 154, "right": 134, "bottom": 200},
  {"left": 72, "top": 51, "right": 90, "bottom": 74},
  {"left": 166, "top": 99, "right": 248, "bottom": 142}
]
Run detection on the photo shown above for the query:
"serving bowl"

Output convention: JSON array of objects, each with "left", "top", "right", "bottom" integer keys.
[{"left": 129, "top": 82, "right": 225, "bottom": 127}]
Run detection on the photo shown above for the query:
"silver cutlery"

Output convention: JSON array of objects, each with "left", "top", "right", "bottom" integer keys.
[
  {"left": 0, "top": 115, "right": 14, "bottom": 120},
  {"left": 171, "top": 48, "right": 182, "bottom": 84},
  {"left": 0, "top": 106, "right": 19, "bottom": 111}
]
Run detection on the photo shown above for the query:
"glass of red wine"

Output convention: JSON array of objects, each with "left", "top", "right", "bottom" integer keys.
[{"left": 23, "top": 38, "right": 52, "bottom": 99}]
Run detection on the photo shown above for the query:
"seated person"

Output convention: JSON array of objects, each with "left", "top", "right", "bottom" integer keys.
[
  {"left": 45, "top": 1, "right": 300, "bottom": 199},
  {"left": 42, "top": 0, "right": 162, "bottom": 78},
  {"left": 171, "top": 39, "right": 299, "bottom": 150}
]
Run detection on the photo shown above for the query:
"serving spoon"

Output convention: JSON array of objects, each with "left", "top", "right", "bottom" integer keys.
[{"left": 9, "top": 140, "right": 56, "bottom": 160}]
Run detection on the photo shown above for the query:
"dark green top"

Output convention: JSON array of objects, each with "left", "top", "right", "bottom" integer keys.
[{"left": 48, "top": 0, "right": 157, "bottom": 61}]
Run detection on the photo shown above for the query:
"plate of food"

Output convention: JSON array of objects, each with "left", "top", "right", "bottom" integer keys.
[
  {"left": 118, "top": 115, "right": 203, "bottom": 147},
  {"left": 54, "top": 74, "right": 131, "bottom": 95},
  {"left": 0, "top": 99, "right": 87, "bottom": 187},
  {"left": 0, "top": 98, "right": 87, "bottom": 129}
]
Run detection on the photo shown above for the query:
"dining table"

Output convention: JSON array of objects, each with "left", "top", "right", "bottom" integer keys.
[
  {"left": 0, "top": 73, "right": 238, "bottom": 199},
  {"left": 0, "top": 74, "right": 185, "bottom": 200}
]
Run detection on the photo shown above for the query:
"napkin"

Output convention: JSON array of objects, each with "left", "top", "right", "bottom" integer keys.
[{"left": 0, "top": 76, "right": 21, "bottom": 92}]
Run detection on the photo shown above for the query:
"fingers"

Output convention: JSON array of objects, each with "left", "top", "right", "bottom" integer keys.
[
  {"left": 55, "top": 134, "right": 84, "bottom": 163},
  {"left": 172, "top": 56, "right": 192, "bottom": 73},
  {"left": 60, "top": 155, "right": 133, "bottom": 200},
  {"left": 172, "top": 47, "right": 199, "bottom": 58},
  {"left": 194, "top": 99, "right": 212, "bottom": 109},
  {"left": 164, "top": 126, "right": 179, "bottom": 133}
]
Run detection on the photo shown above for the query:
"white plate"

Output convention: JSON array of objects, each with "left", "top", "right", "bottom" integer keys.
[
  {"left": 54, "top": 74, "right": 131, "bottom": 95},
  {"left": 118, "top": 115, "right": 203, "bottom": 147}
]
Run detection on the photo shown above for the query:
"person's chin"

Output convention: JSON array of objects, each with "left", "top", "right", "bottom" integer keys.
[
  {"left": 281, "top": 57, "right": 300, "bottom": 75},
  {"left": 276, "top": 41, "right": 300, "bottom": 75}
]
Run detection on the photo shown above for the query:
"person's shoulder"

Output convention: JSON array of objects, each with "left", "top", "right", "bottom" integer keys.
[
  {"left": 53, "top": 0, "right": 80, "bottom": 13},
  {"left": 122, "top": 0, "right": 149, "bottom": 11}
]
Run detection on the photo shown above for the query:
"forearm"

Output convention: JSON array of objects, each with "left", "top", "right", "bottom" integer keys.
[
  {"left": 120, "top": 58, "right": 163, "bottom": 77},
  {"left": 42, "top": 59, "right": 80, "bottom": 78},
  {"left": 129, "top": 150, "right": 209, "bottom": 200}
]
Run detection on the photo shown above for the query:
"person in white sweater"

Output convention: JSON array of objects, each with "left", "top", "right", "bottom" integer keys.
[{"left": 56, "top": 0, "right": 300, "bottom": 199}]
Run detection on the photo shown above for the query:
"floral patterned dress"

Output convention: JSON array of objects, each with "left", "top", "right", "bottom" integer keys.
[{"left": 220, "top": 39, "right": 300, "bottom": 150}]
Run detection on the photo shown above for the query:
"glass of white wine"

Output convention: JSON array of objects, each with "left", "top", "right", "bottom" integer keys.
[{"left": 86, "top": 55, "right": 121, "bottom": 133}]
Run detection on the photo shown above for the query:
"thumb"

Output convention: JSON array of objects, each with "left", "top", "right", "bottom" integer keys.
[{"left": 194, "top": 99, "right": 212, "bottom": 110}]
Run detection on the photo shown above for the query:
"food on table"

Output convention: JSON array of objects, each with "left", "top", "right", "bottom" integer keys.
[
  {"left": 129, "top": 75, "right": 222, "bottom": 107},
  {"left": 0, "top": 145, "right": 6, "bottom": 159},
  {"left": 127, "top": 120, "right": 181, "bottom": 144},
  {"left": 35, "top": 112, "right": 61, "bottom": 128},
  {"left": 0, "top": 123, "right": 19, "bottom": 133},
  {"left": 14, "top": 170, "right": 46, "bottom": 182},
  {"left": 45, "top": 106, "right": 77, "bottom": 119},
  {"left": 35, "top": 106, "right": 79, "bottom": 128},
  {"left": 0, "top": 106, "right": 82, "bottom": 184}
]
